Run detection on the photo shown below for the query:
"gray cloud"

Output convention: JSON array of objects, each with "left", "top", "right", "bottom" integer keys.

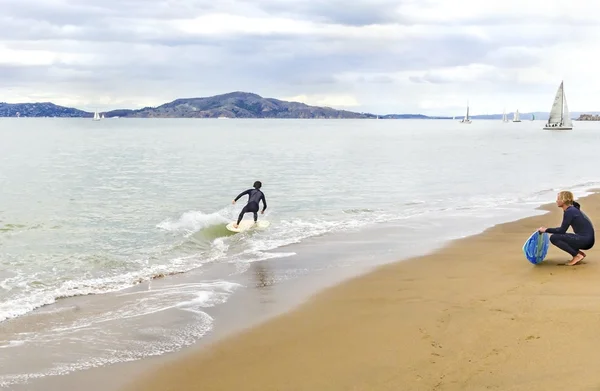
[
  {"left": 1, "top": 0, "right": 598, "bottom": 114},
  {"left": 254, "top": 0, "right": 406, "bottom": 26}
]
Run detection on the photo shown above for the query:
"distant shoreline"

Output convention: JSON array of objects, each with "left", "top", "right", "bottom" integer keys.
[
  {"left": 1, "top": 91, "right": 598, "bottom": 120},
  {"left": 576, "top": 114, "right": 600, "bottom": 121},
  {"left": 0, "top": 116, "right": 586, "bottom": 121}
]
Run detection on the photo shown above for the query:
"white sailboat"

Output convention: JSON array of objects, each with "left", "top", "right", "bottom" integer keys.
[
  {"left": 459, "top": 102, "right": 472, "bottom": 124},
  {"left": 512, "top": 109, "right": 521, "bottom": 122},
  {"left": 502, "top": 108, "right": 508, "bottom": 122},
  {"left": 101, "top": 113, "right": 105, "bottom": 119},
  {"left": 92, "top": 111, "right": 100, "bottom": 121},
  {"left": 544, "top": 81, "right": 573, "bottom": 130}
]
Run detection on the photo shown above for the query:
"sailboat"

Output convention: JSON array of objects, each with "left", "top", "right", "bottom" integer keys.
[
  {"left": 543, "top": 81, "right": 573, "bottom": 130},
  {"left": 512, "top": 109, "right": 521, "bottom": 122},
  {"left": 92, "top": 111, "right": 100, "bottom": 121},
  {"left": 531, "top": 114, "right": 535, "bottom": 121},
  {"left": 459, "top": 102, "right": 472, "bottom": 124},
  {"left": 502, "top": 109, "right": 508, "bottom": 122}
]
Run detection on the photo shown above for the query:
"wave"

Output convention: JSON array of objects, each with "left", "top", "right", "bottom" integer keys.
[
  {"left": 0, "top": 244, "right": 230, "bottom": 323},
  {"left": 156, "top": 209, "right": 230, "bottom": 233}
]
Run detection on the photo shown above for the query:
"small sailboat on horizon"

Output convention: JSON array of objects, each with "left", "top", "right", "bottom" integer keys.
[
  {"left": 502, "top": 109, "right": 508, "bottom": 122},
  {"left": 544, "top": 81, "right": 573, "bottom": 130},
  {"left": 92, "top": 111, "right": 100, "bottom": 121},
  {"left": 459, "top": 102, "right": 472, "bottom": 124},
  {"left": 512, "top": 109, "right": 521, "bottom": 122}
]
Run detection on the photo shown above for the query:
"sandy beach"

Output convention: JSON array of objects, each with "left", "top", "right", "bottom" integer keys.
[{"left": 121, "top": 192, "right": 600, "bottom": 391}]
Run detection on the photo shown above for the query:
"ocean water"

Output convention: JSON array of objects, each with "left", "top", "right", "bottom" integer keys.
[{"left": 1, "top": 118, "right": 600, "bottom": 388}]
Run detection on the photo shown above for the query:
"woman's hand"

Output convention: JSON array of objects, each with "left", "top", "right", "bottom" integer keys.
[{"left": 538, "top": 226, "right": 547, "bottom": 233}]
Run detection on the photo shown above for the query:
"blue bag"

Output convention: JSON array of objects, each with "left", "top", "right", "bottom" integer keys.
[{"left": 522, "top": 231, "right": 550, "bottom": 264}]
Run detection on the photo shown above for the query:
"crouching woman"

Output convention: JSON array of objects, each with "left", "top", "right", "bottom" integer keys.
[{"left": 538, "top": 191, "right": 595, "bottom": 266}]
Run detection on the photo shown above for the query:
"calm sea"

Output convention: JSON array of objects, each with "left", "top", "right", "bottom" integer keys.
[{"left": 1, "top": 118, "right": 600, "bottom": 388}]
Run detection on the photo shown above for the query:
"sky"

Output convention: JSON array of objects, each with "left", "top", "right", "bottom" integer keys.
[{"left": 1, "top": 0, "right": 599, "bottom": 116}]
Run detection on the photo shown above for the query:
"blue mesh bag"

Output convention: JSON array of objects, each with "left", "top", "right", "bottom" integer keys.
[{"left": 522, "top": 231, "right": 550, "bottom": 265}]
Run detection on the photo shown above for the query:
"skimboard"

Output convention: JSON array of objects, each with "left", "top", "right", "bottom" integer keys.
[
  {"left": 226, "top": 220, "right": 270, "bottom": 233},
  {"left": 522, "top": 230, "right": 550, "bottom": 265}
]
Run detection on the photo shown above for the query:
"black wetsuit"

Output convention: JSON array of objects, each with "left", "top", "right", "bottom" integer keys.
[
  {"left": 235, "top": 188, "right": 267, "bottom": 225},
  {"left": 546, "top": 202, "right": 595, "bottom": 257}
]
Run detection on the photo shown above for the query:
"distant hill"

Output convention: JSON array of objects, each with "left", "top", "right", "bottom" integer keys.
[
  {"left": 1, "top": 92, "right": 599, "bottom": 120},
  {"left": 105, "top": 92, "right": 376, "bottom": 119},
  {"left": 0, "top": 102, "right": 90, "bottom": 117}
]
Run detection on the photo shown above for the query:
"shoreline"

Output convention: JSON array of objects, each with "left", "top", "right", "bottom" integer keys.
[
  {"left": 3, "top": 189, "right": 598, "bottom": 391},
  {"left": 123, "top": 191, "right": 600, "bottom": 391}
]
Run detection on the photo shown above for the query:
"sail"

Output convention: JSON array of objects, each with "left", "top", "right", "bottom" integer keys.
[
  {"left": 562, "top": 86, "right": 572, "bottom": 127},
  {"left": 466, "top": 105, "right": 469, "bottom": 120},
  {"left": 547, "top": 82, "right": 564, "bottom": 125}
]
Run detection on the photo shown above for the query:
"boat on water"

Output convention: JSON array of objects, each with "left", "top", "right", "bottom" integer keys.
[
  {"left": 543, "top": 81, "right": 573, "bottom": 130},
  {"left": 459, "top": 102, "right": 472, "bottom": 124},
  {"left": 512, "top": 109, "right": 521, "bottom": 122}
]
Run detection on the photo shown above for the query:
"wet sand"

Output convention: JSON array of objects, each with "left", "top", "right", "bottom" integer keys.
[{"left": 124, "top": 193, "right": 600, "bottom": 391}]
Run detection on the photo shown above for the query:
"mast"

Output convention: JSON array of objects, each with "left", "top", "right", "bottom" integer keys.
[{"left": 561, "top": 81, "right": 564, "bottom": 125}]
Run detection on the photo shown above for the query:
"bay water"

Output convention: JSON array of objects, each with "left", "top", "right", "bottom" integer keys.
[{"left": 1, "top": 118, "right": 600, "bottom": 388}]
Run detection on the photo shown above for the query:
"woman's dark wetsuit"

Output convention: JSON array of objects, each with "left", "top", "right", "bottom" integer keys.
[
  {"left": 235, "top": 188, "right": 267, "bottom": 225},
  {"left": 546, "top": 201, "right": 595, "bottom": 257}
]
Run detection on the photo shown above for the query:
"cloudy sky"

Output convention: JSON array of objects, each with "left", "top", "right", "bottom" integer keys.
[{"left": 1, "top": 0, "right": 599, "bottom": 115}]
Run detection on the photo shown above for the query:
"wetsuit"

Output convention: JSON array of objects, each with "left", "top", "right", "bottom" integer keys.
[
  {"left": 235, "top": 188, "right": 267, "bottom": 225},
  {"left": 546, "top": 202, "right": 595, "bottom": 257}
]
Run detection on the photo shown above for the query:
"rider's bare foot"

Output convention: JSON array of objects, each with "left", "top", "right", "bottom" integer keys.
[
  {"left": 566, "top": 252, "right": 586, "bottom": 266},
  {"left": 233, "top": 224, "right": 239, "bottom": 228}
]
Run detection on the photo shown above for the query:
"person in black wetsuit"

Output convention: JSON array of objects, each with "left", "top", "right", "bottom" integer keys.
[
  {"left": 538, "top": 191, "right": 595, "bottom": 266},
  {"left": 231, "top": 181, "right": 267, "bottom": 228}
]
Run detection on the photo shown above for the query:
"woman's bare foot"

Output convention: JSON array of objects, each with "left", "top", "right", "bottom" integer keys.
[
  {"left": 233, "top": 223, "right": 239, "bottom": 228},
  {"left": 566, "top": 252, "right": 586, "bottom": 266}
]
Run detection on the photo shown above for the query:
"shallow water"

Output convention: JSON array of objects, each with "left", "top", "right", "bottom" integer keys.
[{"left": 1, "top": 118, "right": 600, "bottom": 388}]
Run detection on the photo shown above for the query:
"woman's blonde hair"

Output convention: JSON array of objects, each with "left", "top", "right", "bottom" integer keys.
[{"left": 558, "top": 191, "right": 575, "bottom": 205}]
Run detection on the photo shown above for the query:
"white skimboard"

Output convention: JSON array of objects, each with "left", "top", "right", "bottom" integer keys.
[{"left": 226, "top": 220, "right": 270, "bottom": 233}]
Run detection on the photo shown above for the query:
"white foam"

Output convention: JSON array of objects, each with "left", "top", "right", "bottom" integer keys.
[
  {"left": 156, "top": 209, "right": 230, "bottom": 233},
  {"left": 0, "top": 248, "right": 231, "bottom": 323},
  {"left": 0, "top": 340, "right": 25, "bottom": 349},
  {"left": 0, "top": 310, "right": 214, "bottom": 389},
  {"left": 0, "top": 281, "right": 241, "bottom": 388}
]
